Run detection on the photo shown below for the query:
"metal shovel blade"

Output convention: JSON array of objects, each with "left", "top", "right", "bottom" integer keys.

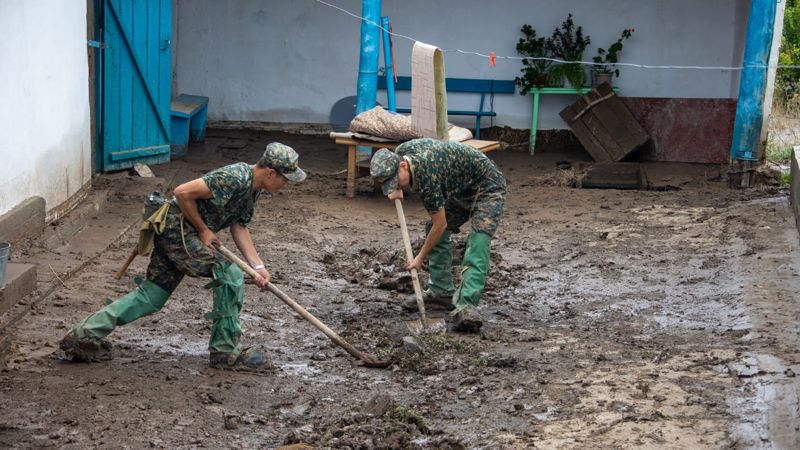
[{"left": 405, "top": 317, "right": 447, "bottom": 335}]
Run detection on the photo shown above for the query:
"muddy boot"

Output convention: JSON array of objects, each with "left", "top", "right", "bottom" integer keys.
[
  {"left": 450, "top": 306, "right": 483, "bottom": 333},
  {"left": 59, "top": 332, "right": 113, "bottom": 362},
  {"left": 402, "top": 231, "right": 455, "bottom": 312},
  {"left": 401, "top": 291, "right": 455, "bottom": 312},
  {"left": 210, "top": 347, "right": 273, "bottom": 372}
]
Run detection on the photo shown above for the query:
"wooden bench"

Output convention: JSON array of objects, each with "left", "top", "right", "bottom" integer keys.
[
  {"left": 170, "top": 94, "right": 209, "bottom": 156},
  {"left": 377, "top": 76, "right": 515, "bottom": 139},
  {"left": 332, "top": 136, "right": 501, "bottom": 198}
]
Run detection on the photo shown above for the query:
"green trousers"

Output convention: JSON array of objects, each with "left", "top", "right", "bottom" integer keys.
[
  {"left": 72, "top": 261, "right": 245, "bottom": 356},
  {"left": 203, "top": 261, "right": 244, "bottom": 355},
  {"left": 72, "top": 278, "right": 171, "bottom": 340},
  {"left": 426, "top": 231, "right": 455, "bottom": 297},
  {"left": 453, "top": 232, "right": 492, "bottom": 311},
  {"left": 424, "top": 230, "right": 492, "bottom": 311}
]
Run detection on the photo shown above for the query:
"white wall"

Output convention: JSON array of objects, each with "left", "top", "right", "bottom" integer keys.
[
  {"left": 0, "top": 1, "right": 92, "bottom": 217},
  {"left": 176, "top": 0, "right": 749, "bottom": 130}
]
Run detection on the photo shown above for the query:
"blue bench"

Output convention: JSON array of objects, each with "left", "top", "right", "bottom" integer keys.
[
  {"left": 377, "top": 76, "right": 515, "bottom": 138},
  {"left": 170, "top": 94, "right": 209, "bottom": 156}
]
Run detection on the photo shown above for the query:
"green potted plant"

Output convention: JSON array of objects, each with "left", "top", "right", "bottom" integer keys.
[
  {"left": 592, "top": 28, "right": 634, "bottom": 87},
  {"left": 514, "top": 24, "right": 553, "bottom": 94},
  {"left": 547, "top": 14, "right": 591, "bottom": 89}
]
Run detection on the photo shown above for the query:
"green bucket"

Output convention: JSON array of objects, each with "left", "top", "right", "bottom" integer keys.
[{"left": 0, "top": 241, "right": 9, "bottom": 289}]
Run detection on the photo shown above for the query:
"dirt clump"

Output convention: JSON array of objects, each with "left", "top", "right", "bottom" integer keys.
[
  {"left": 284, "top": 394, "right": 463, "bottom": 449},
  {"left": 324, "top": 246, "right": 414, "bottom": 293}
]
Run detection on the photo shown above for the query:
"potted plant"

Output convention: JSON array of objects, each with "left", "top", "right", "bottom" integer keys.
[
  {"left": 514, "top": 24, "right": 553, "bottom": 94},
  {"left": 592, "top": 28, "right": 634, "bottom": 87},
  {"left": 547, "top": 14, "right": 591, "bottom": 89}
]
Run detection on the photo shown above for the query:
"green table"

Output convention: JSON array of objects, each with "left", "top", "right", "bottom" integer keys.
[{"left": 528, "top": 86, "right": 620, "bottom": 155}]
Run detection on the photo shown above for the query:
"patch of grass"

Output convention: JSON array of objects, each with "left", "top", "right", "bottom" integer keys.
[
  {"left": 472, "top": 355, "right": 489, "bottom": 367},
  {"left": 375, "top": 346, "right": 396, "bottom": 362},
  {"left": 767, "top": 135, "right": 795, "bottom": 163},
  {"left": 417, "top": 333, "right": 472, "bottom": 353},
  {"left": 782, "top": 172, "right": 792, "bottom": 187},
  {"left": 391, "top": 405, "right": 429, "bottom": 433}
]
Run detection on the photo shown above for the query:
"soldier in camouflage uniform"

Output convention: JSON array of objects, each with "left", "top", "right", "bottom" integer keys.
[
  {"left": 60, "top": 143, "right": 306, "bottom": 370},
  {"left": 370, "top": 138, "right": 506, "bottom": 332}
]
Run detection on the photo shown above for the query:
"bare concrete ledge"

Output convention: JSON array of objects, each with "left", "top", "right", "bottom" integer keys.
[
  {"left": 45, "top": 181, "right": 92, "bottom": 224},
  {"left": 207, "top": 120, "right": 332, "bottom": 135},
  {"left": 0, "top": 263, "right": 36, "bottom": 317},
  {"left": 792, "top": 146, "right": 800, "bottom": 236},
  {"left": 0, "top": 197, "right": 45, "bottom": 248}
]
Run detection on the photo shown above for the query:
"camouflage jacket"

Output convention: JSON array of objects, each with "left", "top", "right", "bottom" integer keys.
[
  {"left": 168, "top": 162, "right": 261, "bottom": 232},
  {"left": 397, "top": 138, "right": 502, "bottom": 212}
]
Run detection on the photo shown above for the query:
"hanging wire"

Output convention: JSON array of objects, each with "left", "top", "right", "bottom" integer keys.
[{"left": 313, "top": 0, "right": 798, "bottom": 71}]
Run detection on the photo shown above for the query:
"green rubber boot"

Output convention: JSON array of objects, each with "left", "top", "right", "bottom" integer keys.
[
  {"left": 204, "top": 261, "right": 245, "bottom": 358},
  {"left": 451, "top": 232, "right": 491, "bottom": 332},
  {"left": 62, "top": 278, "right": 170, "bottom": 361},
  {"left": 70, "top": 278, "right": 171, "bottom": 340},
  {"left": 402, "top": 231, "right": 455, "bottom": 311},
  {"left": 427, "top": 231, "right": 455, "bottom": 297}
]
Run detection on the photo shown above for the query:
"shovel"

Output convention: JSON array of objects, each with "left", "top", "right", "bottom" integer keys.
[
  {"left": 215, "top": 244, "right": 390, "bottom": 369},
  {"left": 394, "top": 199, "right": 447, "bottom": 334}
]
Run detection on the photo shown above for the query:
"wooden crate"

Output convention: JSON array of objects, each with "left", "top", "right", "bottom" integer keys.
[{"left": 559, "top": 83, "right": 650, "bottom": 162}]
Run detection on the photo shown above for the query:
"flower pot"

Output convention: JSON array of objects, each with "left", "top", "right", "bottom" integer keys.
[{"left": 593, "top": 72, "right": 613, "bottom": 87}]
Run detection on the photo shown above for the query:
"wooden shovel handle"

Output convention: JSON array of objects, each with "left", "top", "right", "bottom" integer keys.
[
  {"left": 394, "top": 199, "right": 428, "bottom": 330},
  {"left": 215, "top": 244, "right": 389, "bottom": 368},
  {"left": 115, "top": 248, "right": 138, "bottom": 280}
]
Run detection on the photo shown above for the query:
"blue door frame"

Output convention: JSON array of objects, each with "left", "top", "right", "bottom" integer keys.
[{"left": 94, "top": 0, "right": 172, "bottom": 172}]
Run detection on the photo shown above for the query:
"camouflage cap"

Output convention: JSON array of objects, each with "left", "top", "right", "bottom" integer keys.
[
  {"left": 259, "top": 142, "right": 306, "bottom": 182},
  {"left": 370, "top": 148, "right": 401, "bottom": 195}
]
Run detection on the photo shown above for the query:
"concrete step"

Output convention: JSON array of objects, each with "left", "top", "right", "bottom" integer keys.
[{"left": 0, "top": 263, "right": 36, "bottom": 317}]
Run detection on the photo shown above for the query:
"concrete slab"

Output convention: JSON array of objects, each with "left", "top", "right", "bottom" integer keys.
[{"left": 0, "top": 263, "right": 36, "bottom": 316}]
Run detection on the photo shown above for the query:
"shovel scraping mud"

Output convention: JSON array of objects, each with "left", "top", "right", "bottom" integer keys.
[
  {"left": 394, "top": 199, "right": 447, "bottom": 334},
  {"left": 215, "top": 244, "right": 390, "bottom": 369}
]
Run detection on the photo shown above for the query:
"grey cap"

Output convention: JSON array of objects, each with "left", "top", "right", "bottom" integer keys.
[
  {"left": 259, "top": 142, "right": 306, "bottom": 182},
  {"left": 370, "top": 148, "right": 401, "bottom": 195}
]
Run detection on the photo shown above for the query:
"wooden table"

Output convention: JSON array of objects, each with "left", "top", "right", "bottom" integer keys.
[{"left": 332, "top": 137, "right": 501, "bottom": 198}]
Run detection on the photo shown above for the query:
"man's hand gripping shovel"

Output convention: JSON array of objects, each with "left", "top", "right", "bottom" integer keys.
[{"left": 394, "top": 199, "right": 447, "bottom": 334}]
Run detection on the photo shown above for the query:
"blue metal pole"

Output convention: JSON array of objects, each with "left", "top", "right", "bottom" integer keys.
[
  {"left": 356, "top": 0, "right": 381, "bottom": 116},
  {"left": 381, "top": 16, "right": 396, "bottom": 112},
  {"left": 355, "top": 0, "right": 381, "bottom": 161},
  {"left": 730, "top": 0, "right": 778, "bottom": 161}
]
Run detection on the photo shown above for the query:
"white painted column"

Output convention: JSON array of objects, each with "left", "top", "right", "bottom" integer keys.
[{"left": 761, "top": 0, "right": 787, "bottom": 155}]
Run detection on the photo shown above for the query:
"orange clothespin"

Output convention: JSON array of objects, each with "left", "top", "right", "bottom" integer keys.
[{"left": 489, "top": 52, "right": 496, "bottom": 67}]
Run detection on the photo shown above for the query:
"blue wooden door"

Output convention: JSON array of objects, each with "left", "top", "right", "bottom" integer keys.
[{"left": 98, "top": 0, "right": 171, "bottom": 171}]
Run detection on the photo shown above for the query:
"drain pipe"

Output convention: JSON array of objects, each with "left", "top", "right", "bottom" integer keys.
[{"left": 729, "top": 0, "right": 778, "bottom": 188}]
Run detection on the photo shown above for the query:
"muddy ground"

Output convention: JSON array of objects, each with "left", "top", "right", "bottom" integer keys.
[{"left": 1, "top": 129, "right": 800, "bottom": 449}]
